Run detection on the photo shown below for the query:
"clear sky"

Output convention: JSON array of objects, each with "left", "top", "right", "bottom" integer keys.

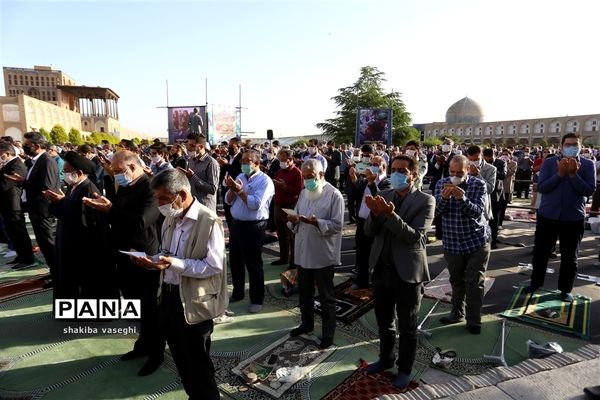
[{"left": 1, "top": 0, "right": 599, "bottom": 140}]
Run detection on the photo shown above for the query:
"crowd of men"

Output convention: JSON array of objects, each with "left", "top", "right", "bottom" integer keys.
[{"left": 0, "top": 131, "right": 598, "bottom": 396}]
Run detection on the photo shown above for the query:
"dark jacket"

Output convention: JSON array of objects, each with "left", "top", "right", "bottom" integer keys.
[
  {"left": 0, "top": 157, "right": 27, "bottom": 212},
  {"left": 22, "top": 152, "right": 60, "bottom": 219}
]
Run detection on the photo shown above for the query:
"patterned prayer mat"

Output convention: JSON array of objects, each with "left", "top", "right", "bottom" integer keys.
[
  {"left": 505, "top": 209, "right": 536, "bottom": 221},
  {"left": 231, "top": 334, "right": 336, "bottom": 399},
  {"left": 314, "top": 279, "right": 374, "bottom": 324},
  {"left": 502, "top": 285, "right": 591, "bottom": 339},
  {"left": 322, "top": 368, "right": 419, "bottom": 400},
  {"left": 423, "top": 268, "right": 495, "bottom": 303}
]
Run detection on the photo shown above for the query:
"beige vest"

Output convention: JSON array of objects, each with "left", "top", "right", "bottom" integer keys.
[{"left": 160, "top": 202, "right": 228, "bottom": 324}]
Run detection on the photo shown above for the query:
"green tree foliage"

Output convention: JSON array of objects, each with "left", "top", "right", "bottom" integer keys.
[
  {"left": 132, "top": 137, "right": 141, "bottom": 145},
  {"left": 423, "top": 137, "right": 442, "bottom": 148},
  {"left": 50, "top": 124, "right": 68, "bottom": 145},
  {"left": 88, "top": 132, "right": 119, "bottom": 145},
  {"left": 396, "top": 126, "right": 421, "bottom": 146},
  {"left": 68, "top": 128, "right": 83, "bottom": 145},
  {"left": 316, "top": 66, "right": 412, "bottom": 145},
  {"left": 290, "top": 139, "right": 308, "bottom": 148},
  {"left": 39, "top": 128, "right": 51, "bottom": 142}
]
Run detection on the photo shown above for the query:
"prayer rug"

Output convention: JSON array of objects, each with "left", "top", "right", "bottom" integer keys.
[
  {"left": 505, "top": 209, "right": 536, "bottom": 221},
  {"left": 231, "top": 333, "right": 336, "bottom": 399},
  {"left": 502, "top": 285, "right": 591, "bottom": 339},
  {"left": 424, "top": 268, "right": 496, "bottom": 303},
  {"left": 314, "top": 279, "right": 375, "bottom": 324},
  {"left": 321, "top": 368, "right": 419, "bottom": 400},
  {"left": 423, "top": 268, "right": 495, "bottom": 303}
]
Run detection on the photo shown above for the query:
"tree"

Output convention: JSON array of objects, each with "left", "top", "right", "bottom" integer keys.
[
  {"left": 316, "top": 66, "right": 412, "bottom": 145},
  {"left": 68, "top": 128, "right": 83, "bottom": 146},
  {"left": 423, "top": 137, "right": 442, "bottom": 148},
  {"left": 39, "top": 128, "right": 51, "bottom": 142},
  {"left": 50, "top": 124, "right": 68, "bottom": 144},
  {"left": 291, "top": 139, "right": 308, "bottom": 148},
  {"left": 396, "top": 126, "right": 421, "bottom": 146}
]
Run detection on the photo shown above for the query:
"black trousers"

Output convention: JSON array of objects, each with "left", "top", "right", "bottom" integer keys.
[
  {"left": 160, "top": 285, "right": 218, "bottom": 400},
  {"left": 354, "top": 217, "right": 373, "bottom": 287},
  {"left": 372, "top": 264, "right": 422, "bottom": 375},
  {"left": 30, "top": 217, "right": 56, "bottom": 277},
  {"left": 298, "top": 265, "right": 336, "bottom": 340},
  {"left": 498, "top": 194, "right": 509, "bottom": 227},
  {"left": 117, "top": 256, "right": 165, "bottom": 358},
  {"left": 229, "top": 220, "right": 267, "bottom": 304},
  {"left": 531, "top": 215, "right": 584, "bottom": 293},
  {"left": 1, "top": 209, "right": 34, "bottom": 262},
  {"left": 489, "top": 200, "right": 500, "bottom": 243}
]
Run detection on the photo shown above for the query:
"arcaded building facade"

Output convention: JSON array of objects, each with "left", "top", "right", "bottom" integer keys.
[{"left": 416, "top": 97, "right": 600, "bottom": 146}]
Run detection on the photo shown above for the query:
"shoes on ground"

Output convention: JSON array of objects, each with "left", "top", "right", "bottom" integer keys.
[
  {"left": 290, "top": 326, "right": 313, "bottom": 337},
  {"left": 121, "top": 350, "right": 146, "bottom": 361},
  {"left": 467, "top": 325, "right": 481, "bottom": 335},
  {"left": 561, "top": 292, "right": 574, "bottom": 303},
  {"left": 319, "top": 337, "right": 333, "bottom": 349},
  {"left": 3, "top": 250, "right": 17, "bottom": 258},
  {"left": 138, "top": 356, "right": 164, "bottom": 376},
  {"left": 392, "top": 372, "right": 411, "bottom": 390},
  {"left": 248, "top": 304, "right": 262, "bottom": 313},
  {"left": 229, "top": 295, "right": 244, "bottom": 303},
  {"left": 524, "top": 285, "right": 540, "bottom": 294},
  {"left": 366, "top": 359, "right": 394, "bottom": 374},
  {"left": 439, "top": 314, "right": 464, "bottom": 325}
]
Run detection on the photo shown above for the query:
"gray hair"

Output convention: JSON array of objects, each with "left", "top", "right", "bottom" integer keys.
[
  {"left": 245, "top": 149, "right": 261, "bottom": 163},
  {"left": 112, "top": 150, "right": 142, "bottom": 167},
  {"left": 450, "top": 154, "right": 468, "bottom": 167},
  {"left": 301, "top": 158, "right": 323, "bottom": 174},
  {"left": 151, "top": 168, "right": 191, "bottom": 195}
]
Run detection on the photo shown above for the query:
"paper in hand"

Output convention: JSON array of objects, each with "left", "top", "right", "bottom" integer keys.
[
  {"left": 119, "top": 250, "right": 148, "bottom": 258},
  {"left": 282, "top": 208, "right": 297, "bottom": 216}
]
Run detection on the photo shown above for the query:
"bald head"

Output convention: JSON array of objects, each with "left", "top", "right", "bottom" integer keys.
[{"left": 111, "top": 150, "right": 144, "bottom": 181}]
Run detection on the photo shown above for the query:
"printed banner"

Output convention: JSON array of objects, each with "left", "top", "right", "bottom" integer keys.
[
  {"left": 356, "top": 108, "right": 392, "bottom": 145},
  {"left": 207, "top": 105, "right": 240, "bottom": 145},
  {"left": 167, "top": 105, "right": 207, "bottom": 143}
]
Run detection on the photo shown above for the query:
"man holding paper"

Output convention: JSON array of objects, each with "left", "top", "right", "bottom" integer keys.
[
  {"left": 130, "top": 169, "right": 227, "bottom": 400},
  {"left": 287, "top": 158, "right": 344, "bottom": 349}
]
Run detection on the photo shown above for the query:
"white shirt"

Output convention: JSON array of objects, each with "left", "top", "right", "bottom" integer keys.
[
  {"left": 288, "top": 182, "right": 344, "bottom": 269},
  {"left": 358, "top": 174, "right": 386, "bottom": 219},
  {"left": 154, "top": 199, "right": 224, "bottom": 285}
]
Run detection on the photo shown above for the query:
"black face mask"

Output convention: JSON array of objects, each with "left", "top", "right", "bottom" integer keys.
[
  {"left": 22, "top": 144, "right": 35, "bottom": 157},
  {"left": 228, "top": 146, "right": 236, "bottom": 155}
]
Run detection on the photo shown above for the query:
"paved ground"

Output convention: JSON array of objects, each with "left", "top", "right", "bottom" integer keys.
[
  {"left": 333, "top": 196, "right": 600, "bottom": 344},
  {"left": 439, "top": 357, "right": 599, "bottom": 400}
]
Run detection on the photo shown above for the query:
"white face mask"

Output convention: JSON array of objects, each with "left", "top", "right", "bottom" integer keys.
[
  {"left": 64, "top": 171, "right": 80, "bottom": 186},
  {"left": 308, "top": 146, "right": 317, "bottom": 155},
  {"left": 151, "top": 155, "right": 162, "bottom": 164},
  {"left": 187, "top": 151, "right": 197, "bottom": 159},
  {"left": 279, "top": 160, "right": 289, "bottom": 170},
  {"left": 441, "top": 144, "right": 452, "bottom": 153},
  {"left": 450, "top": 175, "right": 465, "bottom": 185},
  {"left": 158, "top": 195, "right": 184, "bottom": 218}
]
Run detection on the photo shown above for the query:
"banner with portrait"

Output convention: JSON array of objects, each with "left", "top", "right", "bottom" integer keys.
[
  {"left": 207, "top": 105, "right": 241, "bottom": 145},
  {"left": 356, "top": 108, "right": 393, "bottom": 146},
  {"left": 167, "top": 105, "right": 207, "bottom": 143}
]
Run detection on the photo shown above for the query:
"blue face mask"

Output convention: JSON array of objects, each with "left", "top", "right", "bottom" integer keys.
[
  {"left": 241, "top": 164, "right": 253, "bottom": 175},
  {"left": 390, "top": 172, "right": 409, "bottom": 191},
  {"left": 114, "top": 172, "right": 132, "bottom": 187},
  {"left": 370, "top": 165, "right": 380, "bottom": 175},
  {"left": 304, "top": 178, "right": 319, "bottom": 192},
  {"left": 562, "top": 146, "right": 580, "bottom": 158}
]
